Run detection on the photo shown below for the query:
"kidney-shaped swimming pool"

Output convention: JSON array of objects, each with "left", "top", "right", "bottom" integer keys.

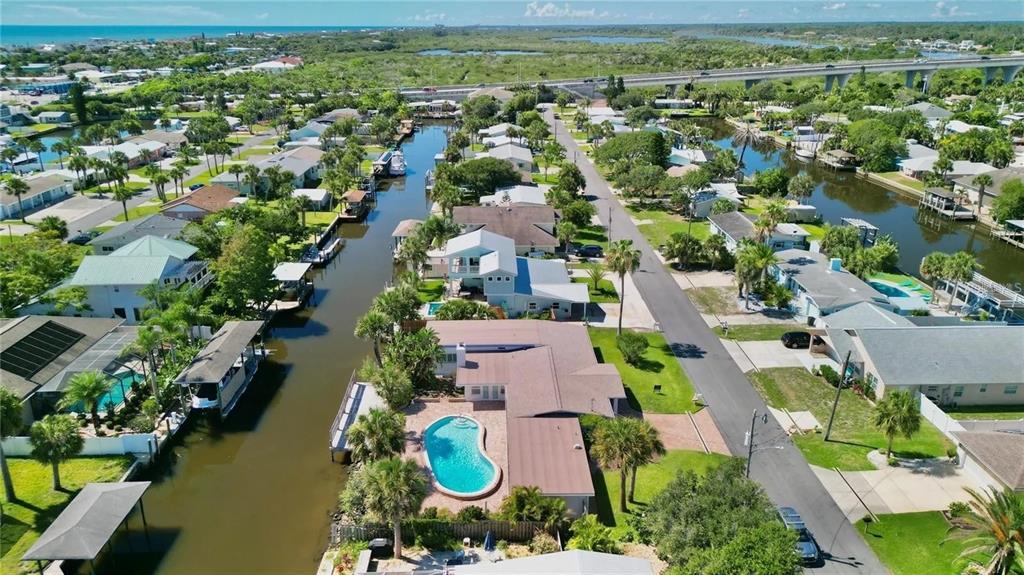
[{"left": 423, "top": 415, "right": 501, "bottom": 499}]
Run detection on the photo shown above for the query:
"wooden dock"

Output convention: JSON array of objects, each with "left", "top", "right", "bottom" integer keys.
[
  {"left": 919, "top": 188, "right": 976, "bottom": 220},
  {"left": 992, "top": 222, "right": 1024, "bottom": 250}
]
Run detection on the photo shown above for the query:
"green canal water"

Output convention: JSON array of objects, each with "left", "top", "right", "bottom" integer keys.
[{"left": 98, "top": 125, "right": 448, "bottom": 575}]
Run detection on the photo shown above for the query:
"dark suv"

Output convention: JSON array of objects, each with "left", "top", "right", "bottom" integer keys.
[
  {"left": 571, "top": 244, "right": 604, "bottom": 259},
  {"left": 781, "top": 331, "right": 812, "bottom": 349},
  {"left": 778, "top": 507, "right": 822, "bottom": 565}
]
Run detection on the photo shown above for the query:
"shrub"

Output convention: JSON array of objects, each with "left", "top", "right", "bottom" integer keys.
[
  {"left": 407, "top": 520, "right": 457, "bottom": 550},
  {"left": 455, "top": 505, "right": 488, "bottom": 522},
  {"left": 625, "top": 510, "right": 653, "bottom": 545},
  {"left": 95, "top": 428, "right": 106, "bottom": 437},
  {"left": 113, "top": 425, "right": 123, "bottom": 432},
  {"left": 616, "top": 331, "right": 649, "bottom": 367},
  {"left": 333, "top": 541, "right": 369, "bottom": 572},
  {"left": 529, "top": 531, "right": 560, "bottom": 554},
  {"left": 948, "top": 501, "right": 970, "bottom": 517},
  {"left": 128, "top": 415, "right": 154, "bottom": 433},
  {"left": 946, "top": 445, "right": 959, "bottom": 459},
  {"left": 567, "top": 515, "right": 620, "bottom": 554},
  {"left": 496, "top": 540, "right": 509, "bottom": 551},
  {"left": 819, "top": 364, "right": 841, "bottom": 387},
  {"left": 141, "top": 397, "right": 161, "bottom": 420},
  {"left": 887, "top": 456, "right": 899, "bottom": 467}
]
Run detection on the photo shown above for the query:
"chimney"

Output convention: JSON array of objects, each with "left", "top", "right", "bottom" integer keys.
[
  {"left": 455, "top": 342, "right": 467, "bottom": 367},
  {"left": 829, "top": 258, "right": 842, "bottom": 272}
]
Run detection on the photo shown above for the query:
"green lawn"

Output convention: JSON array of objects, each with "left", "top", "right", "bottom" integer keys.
[
  {"left": 172, "top": 111, "right": 216, "bottom": 118},
  {"left": 233, "top": 146, "right": 276, "bottom": 160},
  {"left": 588, "top": 327, "right": 697, "bottom": 414},
  {"left": 184, "top": 167, "right": 223, "bottom": 188},
  {"left": 80, "top": 181, "right": 149, "bottom": 196},
  {"left": 878, "top": 171, "right": 926, "bottom": 193},
  {"left": 742, "top": 195, "right": 825, "bottom": 240},
  {"left": 944, "top": 405, "right": 1024, "bottom": 421},
  {"left": 749, "top": 368, "right": 951, "bottom": 471},
  {"left": 712, "top": 324, "right": 795, "bottom": 341},
  {"left": 1, "top": 457, "right": 133, "bottom": 575},
  {"left": 304, "top": 211, "right": 339, "bottom": 226},
  {"left": 594, "top": 450, "right": 730, "bottom": 536},
  {"left": 627, "top": 205, "right": 709, "bottom": 248},
  {"left": 856, "top": 512, "right": 972, "bottom": 575},
  {"left": 29, "top": 123, "right": 59, "bottom": 133},
  {"left": 685, "top": 286, "right": 737, "bottom": 316},
  {"left": 575, "top": 225, "right": 609, "bottom": 251},
  {"left": 113, "top": 202, "right": 163, "bottom": 222},
  {"left": 531, "top": 173, "right": 559, "bottom": 185},
  {"left": 416, "top": 279, "right": 445, "bottom": 304},
  {"left": 571, "top": 277, "right": 619, "bottom": 303}
]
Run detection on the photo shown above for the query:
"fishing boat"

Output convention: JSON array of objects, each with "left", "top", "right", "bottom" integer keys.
[
  {"left": 301, "top": 237, "right": 345, "bottom": 267},
  {"left": 794, "top": 147, "right": 815, "bottom": 161}
]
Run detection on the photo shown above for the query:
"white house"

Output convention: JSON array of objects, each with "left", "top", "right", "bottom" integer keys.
[
  {"left": 708, "top": 212, "right": 810, "bottom": 253},
  {"left": 0, "top": 173, "right": 74, "bottom": 219},
  {"left": 690, "top": 183, "right": 742, "bottom": 219},
  {"left": 482, "top": 143, "right": 534, "bottom": 173},
  {"left": 771, "top": 249, "right": 890, "bottom": 320},
  {"left": 479, "top": 185, "right": 548, "bottom": 207},
  {"left": 478, "top": 123, "right": 520, "bottom": 139}
]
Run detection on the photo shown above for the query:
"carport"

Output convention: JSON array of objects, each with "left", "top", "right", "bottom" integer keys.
[{"left": 22, "top": 482, "right": 151, "bottom": 575}]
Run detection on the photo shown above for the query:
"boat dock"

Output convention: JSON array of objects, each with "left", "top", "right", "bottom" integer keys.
[
  {"left": 992, "top": 220, "right": 1024, "bottom": 250},
  {"left": 919, "top": 187, "right": 976, "bottom": 220}
]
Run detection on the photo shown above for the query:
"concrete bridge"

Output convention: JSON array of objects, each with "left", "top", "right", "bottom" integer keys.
[{"left": 401, "top": 55, "right": 1024, "bottom": 100}]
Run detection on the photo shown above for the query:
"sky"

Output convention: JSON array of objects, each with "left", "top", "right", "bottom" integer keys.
[{"left": 2, "top": 0, "right": 1022, "bottom": 26}]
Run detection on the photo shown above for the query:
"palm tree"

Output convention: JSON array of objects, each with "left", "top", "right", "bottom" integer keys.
[
  {"left": 703, "top": 233, "right": 727, "bottom": 270},
  {"left": 919, "top": 251, "right": 949, "bottom": 303},
  {"left": 972, "top": 173, "right": 994, "bottom": 216},
  {"left": 431, "top": 180, "right": 461, "bottom": 218},
  {"left": 591, "top": 417, "right": 634, "bottom": 512},
  {"left": 2, "top": 175, "right": 31, "bottom": 223},
  {"left": 112, "top": 180, "right": 134, "bottom": 221},
  {"left": 170, "top": 165, "right": 188, "bottom": 197},
  {"left": 665, "top": 232, "right": 701, "bottom": 270},
  {"left": 28, "top": 415, "right": 84, "bottom": 491},
  {"left": 28, "top": 140, "right": 46, "bottom": 171},
  {"left": 58, "top": 371, "right": 112, "bottom": 429},
  {"left": 758, "top": 199, "right": 789, "bottom": 241},
  {"left": 627, "top": 419, "right": 665, "bottom": 502},
  {"left": 787, "top": 173, "right": 816, "bottom": 206},
  {"left": 0, "top": 388, "right": 23, "bottom": 500},
  {"left": 37, "top": 215, "right": 68, "bottom": 239},
  {"left": 945, "top": 486, "right": 1024, "bottom": 575},
  {"left": 556, "top": 221, "right": 578, "bottom": 251},
  {"left": 51, "top": 138, "right": 71, "bottom": 169},
  {"left": 586, "top": 263, "right": 605, "bottom": 291},
  {"left": 872, "top": 389, "right": 921, "bottom": 457},
  {"left": 126, "top": 326, "right": 164, "bottom": 398},
  {"left": 345, "top": 408, "right": 406, "bottom": 463},
  {"left": 355, "top": 310, "right": 392, "bottom": 367},
  {"left": 606, "top": 239, "right": 641, "bottom": 335},
  {"left": 735, "top": 242, "right": 779, "bottom": 309},
  {"left": 152, "top": 171, "right": 171, "bottom": 203},
  {"left": 228, "top": 163, "right": 245, "bottom": 193},
  {"left": 68, "top": 154, "right": 90, "bottom": 192},
  {"left": 944, "top": 251, "right": 979, "bottom": 314},
  {"left": 362, "top": 457, "right": 427, "bottom": 559}
]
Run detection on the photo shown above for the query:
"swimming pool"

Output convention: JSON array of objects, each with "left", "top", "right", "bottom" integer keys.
[
  {"left": 65, "top": 371, "right": 143, "bottom": 413},
  {"left": 868, "top": 280, "right": 917, "bottom": 299},
  {"left": 426, "top": 301, "right": 444, "bottom": 316},
  {"left": 423, "top": 415, "right": 500, "bottom": 499}
]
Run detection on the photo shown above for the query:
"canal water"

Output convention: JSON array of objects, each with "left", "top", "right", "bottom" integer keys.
[
  {"left": 702, "top": 119, "right": 1024, "bottom": 286},
  {"left": 102, "top": 125, "right": 448, "bottom": 575}
]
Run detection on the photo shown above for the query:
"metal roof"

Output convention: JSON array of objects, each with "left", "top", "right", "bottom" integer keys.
[
  {"left": 272, "top": 262, "right": 311, "bottom": 283},
  {"left": 514, "top": 257, "right": 589, "bottom": 303},
  {"left": 109, "top": 235, "right": 197, "bottom": 260},
  {"left": 507, "top": 417, "right": 594, "bottom": 496},
  {"left": 174, "top": 321, "right": 263, "bottom": 385},
  {"left": 22, "top": 482, "right": 150, "bottom": 561},
  {"left": 70, "top": 255, "right": 173, "bottom": 286}
]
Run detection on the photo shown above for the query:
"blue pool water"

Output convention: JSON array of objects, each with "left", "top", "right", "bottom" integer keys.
[
  {"left": 66, "top": 371, "right": 142, "bottom": 413},
  {"left": 424, "top": 416, "right": 497, "bottom": 496},
  {"left": 869, "top": 281, "right": 916, "bottom": 299},
  {"left": 427, "top": 302, "right": 444, "bottom": 316}
]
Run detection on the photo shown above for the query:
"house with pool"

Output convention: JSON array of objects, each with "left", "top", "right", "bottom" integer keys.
[
  {"left": 405, "top": 320, "right": 627, "bottom": 515},
  {"left": 771, "top": 249, "right": 904, "bottom": 320}
]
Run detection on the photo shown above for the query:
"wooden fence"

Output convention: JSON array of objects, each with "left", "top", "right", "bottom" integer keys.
[{"left": 331, "top": 519, "right": 554, "bottom": 546}]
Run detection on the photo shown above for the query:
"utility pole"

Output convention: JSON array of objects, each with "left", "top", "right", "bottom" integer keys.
[
  {"left": 824, "top": 350, "right": 852, "bottom": 441},
  {"left": 607, "top": 206, "right": 612, "bottom": 240},
  {"left": 745, "top": 409, "right": 757, "bottom": 477}
]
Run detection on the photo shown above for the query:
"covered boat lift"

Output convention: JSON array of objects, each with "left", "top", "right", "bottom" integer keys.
[{"left": 174, "top": 320, "right": 266, "bottom": 417}]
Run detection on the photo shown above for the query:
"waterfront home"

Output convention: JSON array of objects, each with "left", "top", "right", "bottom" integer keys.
[
  {"left": 708, "top": 212, "right": 810, "bottom": 253},
  {"left": 771, "top": 249, "right": 890, "bottom": 320},
  {"left": 442, "top": 230, "right": 588, "bottom": 319},
  {"left": 480, "top": 143, "right": 534, "bottom": 174},
  {"left": 0, "top": 316, "right": 132, "bottom": 426},
  {"left": 130, "top": 129, "right": 188, "bottom": 151},
  {"left": 654, "top": 98, "right": 696, "bottom": 110},
  {"left": 36, "top": 110, "right": 70, "bottom": 123},
  {"left": 690, "top": 183, "right": 743, "bottom": 219},
  {"left": 899, "top": 156, "right": 995, "bottom": 181},
  {"left": 450, "top": 550, "right": 654, "bottom": 575},
  {"left": 479, "top": 185, "right": 548, "bottom": 207},
  {"left": 932, "top": 270, "right": 1024, "bottom": 322},
  {"left": 942, "top": 120, "right": 993, "bottom": 135},
  {"left": 292, "top": 188, "right": 331, "bottom": 211},
  {"left": 482, "top": 134, "right": 517, "bottom": 148},
  {"left": 904, "top": 140, "right": 939, "bottom": 160},
  {"left": 175, "top": 320, "right": 266, "bottom": 417},
  {"left": 668, "top": 147, "right": 710, "bottom": 166},
  {"left": 478, "top": 123, "right": 521, "bottom": 139},
  {"left": 25, "top": 236, "right": 212, "bottom": 324},
  {"left": 0, "top": 173, "right": 73, "bottom": 219},
  {"left": 161, "top": 184, "right": 240, "bottom": 221},
  {"left": 89, "top": 213, "right": 188, "bottom": 254},
  {"left": 6, "top": 151, "right": 41, "bottom": 174},
  {"left": 452, "top": 205, "right": 559, "bottom": 255},
  {"left": 428, "top": 320, "right": 626, "bottom": 514},
  {"left": 313, "top": 108, "right": 363, "bottom": 125},
  {"left": 952, "top": 166, "right": 1024, "bottom": 211},
  {"left": 254, "top": 146, "right": 324, "bottom": 188},
  {"left": 904, "top": 102, "right": 953, "bottom": 121},
  {"left": 391, "top": 218, "right": 422, "bottom": 259},
  {"left": 81, "top": 140, "right": 166, "bottom": 167},
  {"left": 953, "top": 431, "right": 1024, "bottom": 494},
  {"left": 820, "top": 325, "right": 1022, "bottom": 406},
  {"left": 288, "top": 120, "right": 334, "bottom": 145}
]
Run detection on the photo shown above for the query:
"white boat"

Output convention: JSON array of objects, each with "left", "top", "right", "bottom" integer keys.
[
  {"left": 389, "top": 150, "right": 407, "bottom": 176},
  {"left": 795, "top": 147, "right": 815, "bottom": 161}
]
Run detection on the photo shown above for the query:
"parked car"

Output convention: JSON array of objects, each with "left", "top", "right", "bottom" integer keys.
[
  {"left": 780, "top": 331, "right": 812, "bottom": 349},
  {"left": 825, "top": 64, "right": 835, "bottom": 69},
  {"left": 571, "top": 244, "right": 604, "bottom": 259},
  {"left": 422, "top": 86, "right": 437, "bottom": 93},
  {"left": 188, "top": 183, "right": 205, "bottom": 191},
  {"left": 67, "top": 230, "right": 101, "bottom": 246},
  {"left": 777, "top": 507, "right": 822, "bottom": 566}
]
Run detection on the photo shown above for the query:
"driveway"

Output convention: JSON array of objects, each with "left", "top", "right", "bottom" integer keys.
[
  {"left": 26, "top": 194, "right": 116, "bottom": 227},
  {"left": 812, "top": 459, "right": 975, "bottom": 522},
  {"left": 725, "top": 341, "right": 808, "bottom": 372},
  {"left": 546, "top": 110, "right": 886, "bottom": 573}
]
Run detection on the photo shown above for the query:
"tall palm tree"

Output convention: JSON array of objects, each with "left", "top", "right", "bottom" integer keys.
[
  {"left": 944, "top": 251, "right": 979, "bottom": 314},
  {"left": 68, "top": 154, "right": 90, "bottom": 192},
  {"left": 945, "top": 487, "right": 1024, "bottom": 575},
  {"left": 28, "top": 140, "right": 46, "bottom": 171},
  {"left": 345, "top": 408, "right": 406, "bottom": 463},
  {"left": 972, "top": 173, "right": 994, "bottom": 216},
  {"left": 591, "top": 417, "right": 634, "bottom": 513},
  {"left": 355, "top": 310, "right": 393, "bottom": 367},
  {"left": 627, "top": 419, "right": 665, "bottom": 502},
  {"left": 170, "top": 164, "right": 188, "bottom": 197},
  {"left": 228, "top": 163, "right": 245, "bottom": 193},
  {"left": 126, "top": 326, "right": 165, "bottom": 398},
  {"left": 2, "top": 175, "right": 31, "bottom": 223},
  {"left": 0, "top": 387, "right": 23, "bottom": 500},
  {"left": 152, "top": 171, "right": 171, "bottom": 203},
  {"left": 735, "top": 242, "right": 779, "bottom": 309},
  {"left": 51, "top": 138, "right": 71, "bottom": 169},
  {"left": 919, "top": 251, "right": 949, "bottom": 303},
  {"left": 606, "top": 239, "right": 641, "bottom": 335},
  {"left": 58, "top": 371, "right": 112, "bottom": 429},
  {"left": 112, "top": 180, "right": 134, "bottom": 221},
  {"left": 787, "top": 173, "right": 816, "bottom": 206},
  {"left": 28, "top": 414, "right": 84, "bottom": 491},
  {"left": 586, "top": 263, "right": 605, "bottom": 291},
  {"left": 362, "top": 457, "right": 427, "bottom": 559},
  {"left": 872, "top": 389, "right": 921, "bottom": 457}
]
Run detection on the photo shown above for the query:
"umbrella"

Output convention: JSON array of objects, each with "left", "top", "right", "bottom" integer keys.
[{"left": 483, "top": 531, "right": 495, "bottom": 552}]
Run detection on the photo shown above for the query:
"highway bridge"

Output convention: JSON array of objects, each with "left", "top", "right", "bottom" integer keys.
[{"left": 401, "top": 55, "right": 1024, "bottom": 100}]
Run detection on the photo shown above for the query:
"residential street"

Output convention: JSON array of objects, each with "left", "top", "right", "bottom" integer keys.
[{"left": 545, "top": 109, "right": 888, "bottom": 574}]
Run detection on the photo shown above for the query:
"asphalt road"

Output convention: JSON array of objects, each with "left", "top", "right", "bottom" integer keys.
[{"left": 545, "top": 110, "right": 888, "bottom": 574}]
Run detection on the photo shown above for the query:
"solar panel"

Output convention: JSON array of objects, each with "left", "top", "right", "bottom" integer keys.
[{"left": 1, "top": 321, "right": 85, "bottom": 380}]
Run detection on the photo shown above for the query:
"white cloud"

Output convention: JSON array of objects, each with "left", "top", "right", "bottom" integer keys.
[
  {"left": 737, "top": 8, "right": 750, "bottom": 18},
  {"left": 523, "top": 2, "right": 603, "bottom": 19},
  {"left": 931, "top": 2, "right": 970, "bottom": 17},
  {"left": 255, "top": 12, "right": 270, "bottom": 20},
  {"left": 123, "top": 5, "right": 223, "bottom": 20},
  {"left": 23, "top": 4, "right": 112, "bottom": 20},
  {"left": 823, "top": 2, "right": 847, "bottom": 10},
  {"left": 412, "top": 11, "right": 447, "bottom": 22}
]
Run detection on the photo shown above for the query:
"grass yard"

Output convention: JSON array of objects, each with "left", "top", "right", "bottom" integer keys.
[
  {"left": 712, "top": 323, "right": 795, "bottom": 341},
  {"left": 184, "top": 167, "right": 224, "bottom": 188},
  {"left": 1, "top": 457, "right": 133, "bottom": 575},
  {"left": 303, "top": 211, "right": 339, "bottom": 226},
  {"left": 571, "top": 277, "right": 619, "bottom": 303},
  {"left": 627, "top": 205, "right": 709, "bottom": 248},
  {"left": 685, "top": 286, "right": 737, "bottom": 316},
  {"left": 172, "top": 110, "right": 216, "bottom": 118},
  {"left": 575, "top": 225, "right": 609, "bottom": 251},
  {"left": 416, "top": 279, "right": 445, "bottom": 304},
  {"left": 233, "top": 146, "right": 276, "bottom": 160},
  {"left": 531, "top": 173, "right": 559, "bottom": 185},
  {"left": 80, "top": 181, "right": 149, "bottom": 196},
  {"left": 749, "top": 368, "right": 951, "bottom": 471},
  {"left": 856, "top": 512, "right": 972, "bottom": 575},
  {"left": 944, "top": 405, "right": 1024, "bottom": 421},
  {"left": 588, "top": 327, "right": 697, "bottom": 414},
  {"left": 593, "top": 450, "right": 730, "bottom": 536},
  {"left": 742, "top": 195, "right": 826, "bottom": 240},
  {"left": 878, "top": 171, "right": 926, "bottom": 193},
  {"left": 113, "top": 202, "right": 163, "bottom": 222},
  {"left": 29, "top": 123, "right": 59, "bottom": 133}
]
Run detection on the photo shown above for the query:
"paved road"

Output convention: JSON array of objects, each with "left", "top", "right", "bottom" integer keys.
[{"left": 545, "top": 110, "right": 887, "bottom": 574}]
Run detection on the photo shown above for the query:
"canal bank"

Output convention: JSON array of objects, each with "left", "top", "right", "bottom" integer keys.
[
  {"left": 704, "top": 118, "right": 1024, "bottom": 286},
  {"left": 98, "top": 125, "right": 448, "bottom": 575}
]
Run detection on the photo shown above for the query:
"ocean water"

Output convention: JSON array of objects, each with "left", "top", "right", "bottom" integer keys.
[{"left": 0, "top": 25, "right": 375, "bottom": 46}]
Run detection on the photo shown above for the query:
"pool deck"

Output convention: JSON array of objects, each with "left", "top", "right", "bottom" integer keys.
[{"left": 404, "top": 399, "right": 509, "bottom": 513}]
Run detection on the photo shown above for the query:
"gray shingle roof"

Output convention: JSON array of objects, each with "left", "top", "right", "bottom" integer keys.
[
  {"left": 774, "top": 249, "right": 888, "bottom": 312},
  {"left": 451, "top": 550, "right": 653, "bottom": 575},
  {"left": 709, "top": 211, "right": 755, "bottom": 242},
  {"left": 954, "top": 431, "right": 1024, "bottom": 490},
  {"left": 453, "top": 205, "right": 559, "bottom": 248},
  {"left": 953, "top": 166, "right": 1024, "bottom": 195},
  {"left": 89, "top": 214, "right": 187, "bottom": 247}
]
